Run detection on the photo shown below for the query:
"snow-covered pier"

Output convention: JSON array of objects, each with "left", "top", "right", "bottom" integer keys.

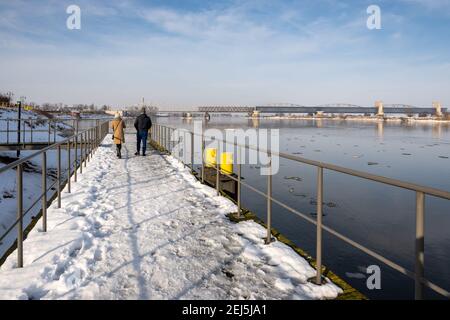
[{"left": 0, "top": 134, "right": 341, "bottom": 300}]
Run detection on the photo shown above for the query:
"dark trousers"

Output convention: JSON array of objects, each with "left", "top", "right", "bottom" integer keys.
[
  {"left": 136, "top": 131, "right": 148, "bottom": 155},
  {"left": 116, "top": 144, "right": 122, "bottom": 157}
]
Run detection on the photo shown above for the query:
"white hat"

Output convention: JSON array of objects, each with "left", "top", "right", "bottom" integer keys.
[{"left": 114, "top": 112, "right": 120, "bottom": 118}]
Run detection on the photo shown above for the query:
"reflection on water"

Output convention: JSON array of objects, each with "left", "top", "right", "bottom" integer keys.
[{"left": 157, "top": 117, "right": 450, "bottom": 300}]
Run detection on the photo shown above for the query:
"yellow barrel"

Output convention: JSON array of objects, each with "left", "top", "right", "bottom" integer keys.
[
  {"left": 205, "top": 148, "right": 217, "bottom": 167},
  {"left": 220, "top": 152, "right": 233, "bottom": 174}
]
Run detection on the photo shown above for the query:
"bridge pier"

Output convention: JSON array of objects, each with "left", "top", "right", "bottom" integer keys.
[
  {"left": 375, "top": 101, "right": 384, "bottom": 117},
  {"left": 251, "top": 110, "right": 260, "bottom": 118},
  {"left": 183, "top": 112, "right": 192, "bottom": 119},
  {"left": 433, "top": 101, "right": 443, "bottom": 117}
]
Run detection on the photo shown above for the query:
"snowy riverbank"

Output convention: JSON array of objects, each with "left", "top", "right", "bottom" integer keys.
[{"left": 0, "top": 134, "right": 342, "bottom": 300}]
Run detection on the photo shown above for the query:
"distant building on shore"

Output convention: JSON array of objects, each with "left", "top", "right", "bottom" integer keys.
[{"left": 0, "top": 94, "right": 11, "bottom": 107}]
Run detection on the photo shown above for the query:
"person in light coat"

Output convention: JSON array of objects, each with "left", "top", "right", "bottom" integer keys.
[{"left": 111, "top": 112, "right": 126, "bottom": 159}]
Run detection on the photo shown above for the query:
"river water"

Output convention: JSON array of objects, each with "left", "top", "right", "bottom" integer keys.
[{"left": 155, "top": 116, "right": 450, "bottom": 300}]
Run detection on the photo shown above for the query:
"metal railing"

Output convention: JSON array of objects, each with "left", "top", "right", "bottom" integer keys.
[
  {"left": 150, "top": 123, "right": 450, "bottom": 300},
  {"left": 0, "top": 120, "right": 110, "bottom": 267},
  {"left": 0, "top": 118, "right": 105, "bottom": 146}
]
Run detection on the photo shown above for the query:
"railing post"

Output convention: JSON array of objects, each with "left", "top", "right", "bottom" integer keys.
[
  {"left": 265, "top": 155, "right": 273, "bottom": 244},
  {"left": 67, "top": 140, "right": 71, "bottom": 193},
  {"left": 190, "top": 131, "right": 194, "bottom": 172},
  {"left": 57, "top": 144, "right": 61, "bottom": 208},
  {"left": 22, "top": 120, "right": 25, "bottom": 148},
  {"left": 74, "top": 135, "right": 78, "bottom": 182},
  {"left": 415, "top": 191, "right": 425, "bottom": 300},
  {"left": 87, "top": 130, "right": 91, "bottom": 162},
  {"left": 169, "top": 127, "right": 173, "bottom": 153},
  {"left": 30, "top": 121, "right": 33, "bottom": 144},
  {"left": 17, "top": 163, "right": 23, "bottom": 268},
  {"left": 17, "top": 118, "right": 21, "bottom": 158},
  {"left": 53, "top": 121, "right": 56, "bottom": 143},
  {"left": 201, "top": 131, "right": 205, "bottom": 183},
  {"left": 164, "top": 126, "right": 167, "bottom": 151},
  {"left": 86, "top": 130, "right": 89, "bottom": 162},
  {"left": 84, "top": 132, "right": 87, "bottom": 168},
  {"left": 216, "top": 144, "right": 220, "bottom": 195},
  {"left": 315, "top": 166, "right": 324, "bottom": 285},
  {"left": 90, "top": 129, "right": 93, "bottom": 158},
  {"left": 7, "top": 119, "right": 9, "bottom": 144},
  {"left": 237, "top": 146, "right": 242, "bottom": 218},
  {"left": 80, "top": 132, "right": 83, "bottom": 173},
  {"left": 89, "top": 128, "right": 91, "bottom": 156},
  {"left": 169, "top": 127, "right": 172, "bottom": 153},
  {"left": 96, "top": 119, "right": 99, "bottom": 151},
  {"left": 81, "top": 131, "right": 85, "bottom": 168},
  {"left": 48, "top": 121, "right": 51, "bottom": 145},
  {"left": 42, "top": 152, "right": 47, "bottom": 232},
  {"left": 167, "top": 127, "right": 169, "bottom": 151}
]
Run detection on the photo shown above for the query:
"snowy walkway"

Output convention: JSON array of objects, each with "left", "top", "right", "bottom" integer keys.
[{"left": 0, "top": 134, "right": 341, "bottom": 300}]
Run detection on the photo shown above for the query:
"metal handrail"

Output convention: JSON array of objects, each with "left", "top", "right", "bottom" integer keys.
[
  {"left": 0, "top": 119, "right": 110, "bottom": 267},
  {"left": 0, "top": 118, "right": 111, "bottom": 147},
  {"left": 150, "top": 123, "right": 450, "bottom": 299}
]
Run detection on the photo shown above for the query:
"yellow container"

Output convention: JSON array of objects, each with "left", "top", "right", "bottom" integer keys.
[
  {"left": 205, "top": 148, "right": 217, "bottom": 167},
  {"left": 220, "top": 152, "right": 233, "bottom": 174}
]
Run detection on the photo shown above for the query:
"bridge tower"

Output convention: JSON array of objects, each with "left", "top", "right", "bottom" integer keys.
[
  {"left": 433, "top": 101, "right": 443, "bottom": 117},
  {"left": 375, "top": 100, "right": 384, "bottom": 116}
]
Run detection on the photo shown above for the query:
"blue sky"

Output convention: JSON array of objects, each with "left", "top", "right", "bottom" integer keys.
[{"left": 1, "top": 0, "right": 449, "bottom": 109}]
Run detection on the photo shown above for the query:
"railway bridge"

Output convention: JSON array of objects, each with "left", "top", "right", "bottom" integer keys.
[{"left": 198, "top": 102, "right": 446, "bottom": 117}]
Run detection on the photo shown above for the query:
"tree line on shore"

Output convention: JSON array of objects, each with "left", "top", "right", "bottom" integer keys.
[{"left": 0, "top": 92, "right": 158, "bottom": 115}]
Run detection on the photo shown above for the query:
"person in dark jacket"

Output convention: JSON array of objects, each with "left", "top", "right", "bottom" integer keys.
[{"left": 134, "top": 107, "right": 152, "bottom": 156}]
